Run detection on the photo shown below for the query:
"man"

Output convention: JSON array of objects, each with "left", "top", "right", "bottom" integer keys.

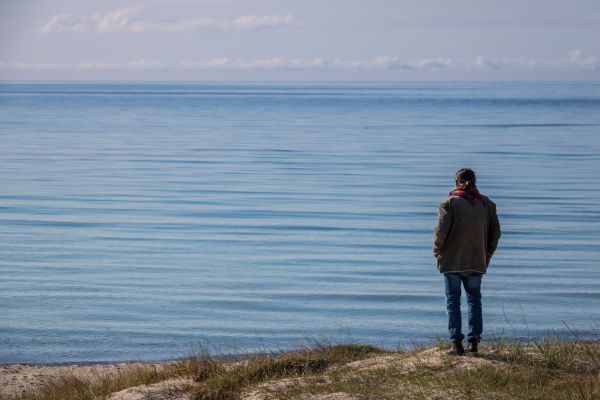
[{"left": 433, "top": 168, "right": 501, "bottom": 355}]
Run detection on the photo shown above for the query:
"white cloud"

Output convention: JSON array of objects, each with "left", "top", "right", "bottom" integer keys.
[
  {"left": 181, "top": 57, "right": 465, "bottom": 71},
  {"left": 232, "top": 15, "right": 294, "bottom": 30},
  {"left": 2, "top": 51, "right": 598, "bottom": 73},
  {"left": 370, "top": 56, "right": 411, "bottom": 70},
  {"left": 40, "top": 6, "right": 296, "bottom": 33},
  {"left": 474, "top": 56, "right": 504, "bottom": 70},
  {"left": 417, "top": 58, "right": 460, "bottom": 69},
  {"left": 472, "top": 50, "right": 598, "bottom": 71},
  {"left": 180, "top": 57, "right": 348, "bottom": 70},
  {"left": 40, "top": 13, "right": 101, "bottom": 34},
  {"left": 562, "top": 49, "right": 598, "bottom": 70},
  {"left": 97, "top": 6, "right": 144, "bottom": 32},
  {"left": 127, "top": 18, "right": 225, "bottom": 32}
]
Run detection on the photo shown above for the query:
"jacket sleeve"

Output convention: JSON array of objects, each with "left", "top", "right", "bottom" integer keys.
[
  {"left": 433, "top": 199, "right": 452, "bottom": 257},
  {"left": 487, "top": 201, "right": 501, "bottom": 261}
]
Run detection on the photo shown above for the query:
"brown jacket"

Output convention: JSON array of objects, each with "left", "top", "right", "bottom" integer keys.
[{"left": 433, "top": 193, "right": 501, "bottom": 274}]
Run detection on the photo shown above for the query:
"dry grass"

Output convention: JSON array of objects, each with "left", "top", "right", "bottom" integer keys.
[
  {"left": 0, "top": 361, "right": 194, "bottom": 400},
  {"left": 2, "top": 337, "right": 599, "bottom": 400},
  {"left": 272, "top": 338, "right": 600, "bottom": 400},
  {"left": 190, "top": 343, "right": 384, "bottom": 400}
]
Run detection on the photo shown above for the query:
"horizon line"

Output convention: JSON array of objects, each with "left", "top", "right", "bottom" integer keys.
[{"left": 2, "top": 79, "right": 600, "bottom": 84}]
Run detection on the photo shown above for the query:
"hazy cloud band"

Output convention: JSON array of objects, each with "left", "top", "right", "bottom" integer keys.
[
  {"left": 40, "top": 6, "right": 296, "bottom": 33},
  {"left": 2, "top": 51, "right": 598, "bottom": 73}
]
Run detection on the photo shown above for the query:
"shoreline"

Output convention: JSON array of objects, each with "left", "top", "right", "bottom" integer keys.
[{"left": 0, "top": 359, "right": 175, "bottom": 367}]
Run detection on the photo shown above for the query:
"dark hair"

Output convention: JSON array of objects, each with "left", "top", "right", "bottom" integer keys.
[{"left": 455, "top": 168, "right": 477, "bottom": 191}]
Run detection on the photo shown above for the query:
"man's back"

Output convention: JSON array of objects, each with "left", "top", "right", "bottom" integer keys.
[
  {"left": 433, "top": 186, "right": 500, "bottom": 273},
  {"left": 434, "top": 194, "right": 500, "bottom": 274},
  {"left": 433, "top": 168, "right": 501, "bottom": 355}
]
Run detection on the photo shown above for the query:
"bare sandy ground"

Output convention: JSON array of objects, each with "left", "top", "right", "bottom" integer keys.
[
  {"left": 107, "top": 377, "right": 194, "bottom": 400},
  {"left": 0, "top": 362, "right": 166, "bottom": 398}
]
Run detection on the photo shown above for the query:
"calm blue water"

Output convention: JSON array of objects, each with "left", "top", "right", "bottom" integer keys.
[{"left": 1, "top": 82, "right": 599, "bottom": 364}]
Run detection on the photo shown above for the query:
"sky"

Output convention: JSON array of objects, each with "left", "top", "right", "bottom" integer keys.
[{"left": 1, "top": 0, "right": 600, "bottom": 81}]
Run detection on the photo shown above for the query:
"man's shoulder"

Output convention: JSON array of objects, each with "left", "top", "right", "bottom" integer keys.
[
  {"left": 441, "top": 193, "right": 497, "bottom": 210},
  {"left": 477, "top": 194, "right": 498, "bottom": 215},
  {"left": 439, "top": 195, "right": 455, "bottom": 206},
  {"left": 442, "top": 194, "right": 467, "bottom": 203},
  {"left": 479, "top": 194, "right": 497, "bottom": 206}
]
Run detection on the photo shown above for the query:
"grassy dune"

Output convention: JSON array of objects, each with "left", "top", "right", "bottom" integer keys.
[{"left": 1, "top": 337, "right": 599, "bottom": 400}]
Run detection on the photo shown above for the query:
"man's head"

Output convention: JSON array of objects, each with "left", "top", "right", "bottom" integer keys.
[{"left": 455, "top": 168, "right": 477, "bottom": 191}]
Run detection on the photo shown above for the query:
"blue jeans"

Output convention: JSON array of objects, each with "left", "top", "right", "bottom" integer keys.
[{"left": 444, "top": 272, "right": 483, "bottom": 343}]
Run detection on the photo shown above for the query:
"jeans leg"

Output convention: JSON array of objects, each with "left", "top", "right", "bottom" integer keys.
[
  {"left": 464, "top": 273, "right": 483, "bottom": 343},
  {"left": 444, "top": 273, "right": 464, "bottom": 341}
]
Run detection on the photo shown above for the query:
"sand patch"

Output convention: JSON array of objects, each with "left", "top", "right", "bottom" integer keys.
[
  {"left": 108, "top": 377, "right": 194, "bottom": 400},
  {"left": 0, "top": 362, "right": 165, "bottom": 398}
]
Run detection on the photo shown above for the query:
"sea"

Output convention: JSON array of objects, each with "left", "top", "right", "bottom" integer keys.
[{"left": 1, "top": 82, "right": 599, "bottom": 364}]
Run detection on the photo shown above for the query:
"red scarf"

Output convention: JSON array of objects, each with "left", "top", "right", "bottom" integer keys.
[{"left": 449, "top": 188, "right": 482, "bottom": 204}]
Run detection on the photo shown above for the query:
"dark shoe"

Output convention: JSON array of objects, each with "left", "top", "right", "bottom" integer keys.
[
  {"left": 467, "top": 340, "right": 479, "bottom": 354},
  {"left": 447, "top": 340, "right": 465, "bottom": 356}
]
